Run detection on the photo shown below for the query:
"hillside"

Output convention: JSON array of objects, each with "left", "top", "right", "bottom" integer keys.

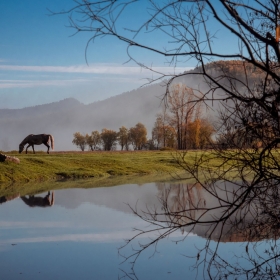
[
  {"left": 0, "top": 60, "right": 259, "bottom": 152},
  {"left": 0, "top": 83, "right": 165, "bottom": 151}
]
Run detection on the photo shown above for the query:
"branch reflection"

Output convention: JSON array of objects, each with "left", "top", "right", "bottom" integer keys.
[{"left": 120, "top": 180, "right": 280, "bottom": 279}]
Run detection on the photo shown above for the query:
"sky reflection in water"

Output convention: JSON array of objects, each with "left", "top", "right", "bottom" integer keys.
[{"left": 0, "top": 182, "right": 276, "bottom": 279}]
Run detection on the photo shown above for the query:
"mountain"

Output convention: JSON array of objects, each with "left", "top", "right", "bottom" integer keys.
[
  {"left": 0, "top": 83, "right": 165, "bottom": 151},
  {"left": 0, "top": 60, "right": 256, "bottom": 152}
]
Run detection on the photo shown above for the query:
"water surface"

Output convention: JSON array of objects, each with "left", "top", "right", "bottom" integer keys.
[{"left": 0, "top": 181, "right": 278, "bottom": 279}]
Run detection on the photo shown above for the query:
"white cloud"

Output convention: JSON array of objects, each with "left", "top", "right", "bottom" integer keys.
[
  {"left": 0, "top": 64, "right": 191, "bottom": 76},
  {"left": 0, "top": 221, "right": 72, "bottom": 229},
  {"left": 0, "top": 230, "right": 196, "bottom": 244},
  {"left": 0, "top": 232, "right": 133, "bottom": 244},
  {"left": 0, "top": 78, "right": 91, "bottom": 89},
  {"left": 0, "top": 63, "right": 193, "bottom": 92}
]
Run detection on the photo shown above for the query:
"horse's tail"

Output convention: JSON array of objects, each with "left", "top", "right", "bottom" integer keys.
[{"left": 49, "top": 135, "right": 54, "bottom": 150}]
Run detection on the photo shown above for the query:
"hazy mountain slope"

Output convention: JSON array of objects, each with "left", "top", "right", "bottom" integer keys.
[
  {"left": 0, "top": 60, "right": 256, "bottom": 152},
  {"left": 0, "top": 84, "right": 165, "bottom": 151}
]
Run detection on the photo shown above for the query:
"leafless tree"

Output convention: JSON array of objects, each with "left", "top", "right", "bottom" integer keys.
[{"left": 56, "top": 1, "right": 280, "bottom": 279}]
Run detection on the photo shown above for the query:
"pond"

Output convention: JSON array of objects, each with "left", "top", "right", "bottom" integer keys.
[{"left": 0, "top": 180, "right": 279, "bottom": 279}]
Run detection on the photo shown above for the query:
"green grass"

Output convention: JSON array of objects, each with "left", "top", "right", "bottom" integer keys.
[
  {"left": 2, "top": 148, "right": 277, "bottom": 198},
  {"left": 0, "top": 150, "right": 197, "bottom": 197},
  {"left": 0, "top": 150, "right": 188, "bottom": 184}
]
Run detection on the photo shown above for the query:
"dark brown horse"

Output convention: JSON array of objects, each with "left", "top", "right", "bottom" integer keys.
[
  {"left": 21, "top": 191, "right": 55, "bottom": 207},
  {"left": 19, "top": 134, "right": 54, "bottom": 154}
]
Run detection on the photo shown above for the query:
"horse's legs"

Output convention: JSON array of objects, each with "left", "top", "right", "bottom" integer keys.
[
  {"left": 32, "top": 145, "right": 35, "bottom": 154},
  {"left": 43, "top": 142, "right": 50, "bottom": 154},
  {"left": 25, "top": 144, "right": 31, "bottom": 154}
]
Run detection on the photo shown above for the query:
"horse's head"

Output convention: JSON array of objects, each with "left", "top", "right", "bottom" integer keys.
[{"left": 19, "top": 144, "right": 24, "bottom": 153}]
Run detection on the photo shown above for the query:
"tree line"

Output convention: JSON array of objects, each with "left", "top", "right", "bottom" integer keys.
[
  {"left": 152, "top": 83, "right": 215, "bottom": 150},
  {"left": 72, "top": 123, "right": 148, "bottom": 151},
  {"left": 73, "top": 84, "right": 215, "bottom": 151}
]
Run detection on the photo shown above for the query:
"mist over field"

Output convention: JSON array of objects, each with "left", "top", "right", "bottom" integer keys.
[
  {"left": 0, "top": 83, "right": 166, "bottom": 151},
  {"left": 1, "top": 63, "right": 245, "bottom": 152}
]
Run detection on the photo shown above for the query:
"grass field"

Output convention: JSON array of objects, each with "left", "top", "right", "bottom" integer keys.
[
  {"left": 1, "top": 148, "right": 271, "bottom": 198},
  {"left": 0, "top": 150, "right": 189, "bottom": 184},
  {"left": 0, "top": 150, "right": 195, "bottom": 197}
]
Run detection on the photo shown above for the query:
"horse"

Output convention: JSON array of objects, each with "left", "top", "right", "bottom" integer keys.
[
  {"left": 21, "top": 191, "right": 55, "bottom": 207},
  {"left": 19, "top": 134, "right": 54, "bottom": 154}
]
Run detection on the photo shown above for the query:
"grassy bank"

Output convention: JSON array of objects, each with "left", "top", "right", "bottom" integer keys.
[
  {"left": 0, "top": 149, "right": 264, "bottom": 197},
  {"left": 0, "top": 173, "right": 188, "bottom": 199},
  {"left": 0, "top": 150, "right": 187, "bottom": 184}
]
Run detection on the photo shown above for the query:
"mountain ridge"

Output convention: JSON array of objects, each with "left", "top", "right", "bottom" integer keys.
[
  {"left": 0, "top": 60, "right": 254, "bottom": 151},
  {"left": 0, "top": 84, "right": 165, "bottom": 151}
]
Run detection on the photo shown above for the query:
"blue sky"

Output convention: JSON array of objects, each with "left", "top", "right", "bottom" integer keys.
[{"left": 0, "top": 1, "right": 235, "bottom": 109}]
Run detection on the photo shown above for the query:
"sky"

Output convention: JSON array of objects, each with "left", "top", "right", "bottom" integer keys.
[
  {"left": 0, "top": 0, "right": 237, "bottom": 109},
  {"left": 0, "top": 0, "right": 190, "bottom": 109}
]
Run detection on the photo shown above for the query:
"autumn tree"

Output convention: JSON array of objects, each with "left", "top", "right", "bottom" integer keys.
[
  {"left": 118, "top": 126, "right": 130, "bottom": 150},
  {"left": 152, "top": 114, "right": 177, "bottom": 149},
  {"left": 86, "top": 131, "right": 101, "bottom": 151},
  {"left": 167, "top": 84, "right": 199, "bottom": 149},
  {"left": 164, "top": 126, "right": 177, "bottom": 149},
  {"left": 100, "top": 129, "right": 118, "bottom": 151},
  {"left": 144, "top": 138, "right": 157, "bottom": 150},
  {"left": 163, "top": 83, "right": 215, "bottom": 150},
  {"left": 72, "top": 132, "right": 87, "bottom": 151},
  {"left": 152, "top": 115, "right": 165, "bottom": 149},
  {"left": 129, "top": 123, "right": 147, "bottom": 150},
  {"left": 154, "top": 90, "right": 214, "bottom": 150},
  {"left": 187, "top": 118, "right": 215, "bottom": 149}
]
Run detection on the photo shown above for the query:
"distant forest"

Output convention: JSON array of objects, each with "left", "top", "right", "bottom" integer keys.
[{"left": 72, "top": 84, "right": 215, "bottom": 151}]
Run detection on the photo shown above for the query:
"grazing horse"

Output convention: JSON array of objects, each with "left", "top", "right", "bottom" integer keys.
[
  {"left": 19, "top": 134, "right": 54, "bottom": 154},
  {"left": 21, "top": 191, "right": 55, "bottom": 207}
]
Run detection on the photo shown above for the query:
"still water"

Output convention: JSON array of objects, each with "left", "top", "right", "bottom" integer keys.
[{"left": 0, "top": 181, "right": 279, "bottom": 279}]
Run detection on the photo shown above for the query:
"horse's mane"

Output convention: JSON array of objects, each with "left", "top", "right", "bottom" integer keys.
[{"left": 20, "top": 134, "right": 33, "bottom": 146}]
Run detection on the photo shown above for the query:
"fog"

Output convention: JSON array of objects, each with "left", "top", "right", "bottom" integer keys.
[
  {"left": 1, "top": 64, "right": 245, "bottom": 152},
  {"left": 0, "top": 83, "right": 165, "bottom": 151}
]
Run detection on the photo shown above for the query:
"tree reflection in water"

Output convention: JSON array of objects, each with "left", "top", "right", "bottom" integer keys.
[{"left": 119, "top": 180, "right": 280, "bottom": 279}]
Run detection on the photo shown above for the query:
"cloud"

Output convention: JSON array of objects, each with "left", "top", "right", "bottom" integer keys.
[
  {"left": 0, "top": 78, "right": 91, "bottom": 89},
  {"left": 0, "top": 64, "right": 191, "bottom": 76},
  {"left": 0, "top": 63, "right": 193, "bottom": 90},
  {"left": 0, "top": 232, "right": 133, "bottom": 244},
  {"left": 0, "top": 221, "right": 72, "bottom": 229},
  {"left": 0, "top": 230, "right": 196, "bottom": 244},
  {"left": 0, "top": 76, "right": 148, "bottom": 89}
]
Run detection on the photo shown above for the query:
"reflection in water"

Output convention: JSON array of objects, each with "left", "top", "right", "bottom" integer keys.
[
  {"left": 0, "top": 193, "right": 20, "bottom": 205},
  {"left": 0, "top": 192, "right": 55, "bottom": 208},
  {"left": 21, "top": 191, "right": 55, "bottom": 208},
  {"left": 120, "top": 181, "right": 280, "bottom": 279},
  {"left": 1, "top": 181, "right": 280, "bottom": 279}
]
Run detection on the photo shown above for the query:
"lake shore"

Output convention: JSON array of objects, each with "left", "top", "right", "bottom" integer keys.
[{"left": 0, "top": 150, "right": 188, "bottom": 184}]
